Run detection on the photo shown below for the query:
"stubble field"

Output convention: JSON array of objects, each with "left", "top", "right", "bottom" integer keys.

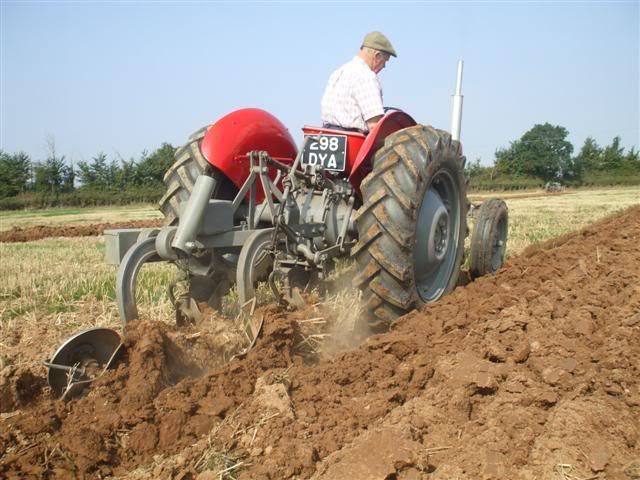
[{"left": 0, "top": 186, "right": 639, "bottom": 479}]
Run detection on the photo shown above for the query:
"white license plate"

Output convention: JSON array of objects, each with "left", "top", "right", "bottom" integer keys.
[{"left": 301, "top": 134, "right": 347, "bottom": 171}]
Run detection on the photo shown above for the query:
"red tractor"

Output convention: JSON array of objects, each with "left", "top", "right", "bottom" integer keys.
[
  {"left": 46, "top": 65, "right": 509, "bottom": 399},
  {"left": 45, "top": 62, "right": 508, "bottom": 399},
  {"left": 109, "top": 105, "right": 507, "bottom": 335}
]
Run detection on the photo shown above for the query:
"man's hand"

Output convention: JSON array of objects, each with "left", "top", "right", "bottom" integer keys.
[{"left": 366, "top": 115, "right": 383, "bottom": 132}]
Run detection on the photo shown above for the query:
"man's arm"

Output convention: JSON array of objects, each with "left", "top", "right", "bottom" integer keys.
[{"left": 353, "top": 73, "right": 384, "bottom": 133}]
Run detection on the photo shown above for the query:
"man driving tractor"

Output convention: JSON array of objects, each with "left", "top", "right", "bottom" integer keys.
[{"left": 321, "top": 31, "right": 397, "bottom": 133}]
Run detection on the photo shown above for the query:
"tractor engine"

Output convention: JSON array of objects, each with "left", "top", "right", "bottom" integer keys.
[{"left": 276, "top": 166, "right": 356, "bottom": 274}]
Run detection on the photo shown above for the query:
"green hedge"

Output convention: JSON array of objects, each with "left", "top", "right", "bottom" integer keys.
[
  {"left": 577, "top": 173, "right": 640, "bottom": 187},
  {"left": 0, "top": 186, "right": 164, "bottom": 211},
  {"left": 468, "top": 176, "right": 545, "bottom": 191},
  {"left": 468, "top": 173, "right": 640, "bottom": 191}
]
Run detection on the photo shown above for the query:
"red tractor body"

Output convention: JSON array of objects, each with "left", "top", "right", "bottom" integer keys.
[
  {"left": 200, "top": 108, "right": 297, "bottom": 203},
  {"left": 200, "top": 108, "right": 417, "bottom": 200}
]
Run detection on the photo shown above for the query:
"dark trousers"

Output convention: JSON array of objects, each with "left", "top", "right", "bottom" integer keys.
[{"left": 322, "top": 123, "right": 365, "bottom": 134}]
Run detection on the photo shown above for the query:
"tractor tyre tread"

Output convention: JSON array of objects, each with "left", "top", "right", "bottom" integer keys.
[
  {"left": 353, "top": 125, "right": 468, "bottom": 333},
  {"left": 158, "top": 126, "right": 211, "bottom": 225}
]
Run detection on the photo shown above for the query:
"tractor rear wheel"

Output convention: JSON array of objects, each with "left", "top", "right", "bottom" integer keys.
[
  {"left": 158, "top": 126, "right": 239, "bottom": 308},
  {"left": 469, "top": 199, "right": 508, "bottom": 279},
  {"left": 353, "top": 125, "right": 468, "bottom": 332}
]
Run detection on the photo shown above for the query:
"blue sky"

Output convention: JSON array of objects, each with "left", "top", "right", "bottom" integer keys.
[{"left": 1, "top": 1, "right": 638, "bottom": 166}]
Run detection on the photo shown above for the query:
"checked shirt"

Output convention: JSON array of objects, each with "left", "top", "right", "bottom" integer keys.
[{"left": 321, "top": 56, "right": 384, "bottom": 133}]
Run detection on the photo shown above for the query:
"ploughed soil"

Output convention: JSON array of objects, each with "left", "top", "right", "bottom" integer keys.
[
  {"left": 0, "top": 220, "right": 163, "bottom": 243},
  {"left": 1, "top": 206, "right": 639, "bottom": 479}
]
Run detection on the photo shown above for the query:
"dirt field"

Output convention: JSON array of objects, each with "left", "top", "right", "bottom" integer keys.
[
  {"left": 1, "top": 204, "right": 639, "bottom": 479},
  {"left": 0, "top": 206, "right": 164, "bottom": 233},
  {"left": 0, "top": 219, "right": 163, "bottom": 243}
]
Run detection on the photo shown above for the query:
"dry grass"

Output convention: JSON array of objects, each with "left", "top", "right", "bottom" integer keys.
[
  {"left": 496, "top": 186, "right": 640, "bottom": 254},
  {"left": 0, "top": 236, "right": 176, "bottom": 363}
]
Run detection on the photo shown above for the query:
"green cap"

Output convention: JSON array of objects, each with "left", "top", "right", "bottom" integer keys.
[{"left": 362, "top": 31, "right": 397, "bottom": 58}]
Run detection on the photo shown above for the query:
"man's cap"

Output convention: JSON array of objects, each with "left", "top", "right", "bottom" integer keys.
[{"left": 362, "top": 31, "right": 397, "bottom": 58}]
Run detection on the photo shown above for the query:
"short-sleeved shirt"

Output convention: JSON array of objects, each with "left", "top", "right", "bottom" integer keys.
[{"left": 320, "top": 56, "right": 384, "bottom": 133}]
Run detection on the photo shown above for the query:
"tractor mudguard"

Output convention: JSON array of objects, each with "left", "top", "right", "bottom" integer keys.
[
  {"left": 348, "top": 110, "right": 417, "bottom": 194},
  {"left": 200, "top": 108, "right": 298, "bottom": 201}
]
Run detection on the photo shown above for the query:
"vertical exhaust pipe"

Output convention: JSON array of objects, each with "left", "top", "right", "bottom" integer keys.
[{"left": 451, "top": 60, "right": 464, "bottom": 142}]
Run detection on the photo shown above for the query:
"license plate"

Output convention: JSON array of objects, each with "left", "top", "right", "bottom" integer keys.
[{"left": 301, "top": 134, "right": 347, "bottom": 171}]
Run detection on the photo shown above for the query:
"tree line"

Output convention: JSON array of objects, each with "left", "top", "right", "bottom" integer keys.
[
  {"left": 0, "top": 143, "right": 176, "bottom": 209},
  {"left": 465, "top": 123, "right": 639, "bottom": 189}
]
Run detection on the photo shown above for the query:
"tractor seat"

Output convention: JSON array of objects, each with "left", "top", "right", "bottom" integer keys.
[{"left": 302, "top": 124, "right": 366, "bottom": 139}]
